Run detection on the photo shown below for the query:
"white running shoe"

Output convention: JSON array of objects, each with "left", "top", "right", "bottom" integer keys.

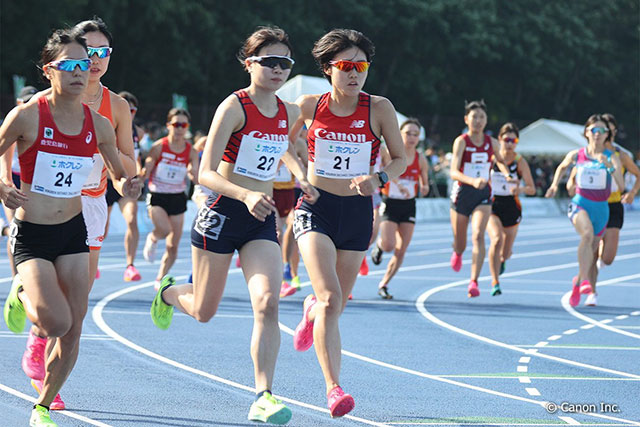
[
  {"left": 143, "top": 233, "right": 157, "bottom": 263},
  {"left": 585, "top": 293, "right": 598, "bottom": 306}
]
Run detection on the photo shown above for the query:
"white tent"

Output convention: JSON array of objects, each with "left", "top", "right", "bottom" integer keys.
[
  {"left": 276, "top": 74, "right": 425, "bottom": 139},
  {"left": 518, "top": 118, "right": 586, "bottom": 156}
]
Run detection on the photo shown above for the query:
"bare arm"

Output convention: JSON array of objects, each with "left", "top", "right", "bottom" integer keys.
[
  {"left": 620, "top": 152, "right": 640, "bottom": 203},
  {"left": 188, "top": 146, "right": 199, "bottom": 185},
  {"left": 449, "top": 136, "right": 477, "bottom": 186},
  {"left": 141, "top": 141, "right": 163, "bottom": 181},
  {"left": 491, "top": 139, "right": 517, "bottom": 182},
  {"left": 516, "top": 156, "right": 536, "bottom": 196},
  {"left": 95, "top": 113, "right": 142, "bottom": 199},
  {"left": 111, "top": 94, "right": 137, "bottom": 176},
  {"left": 0, "top": 107, "right": 30, "bottom": 208},
  {"left": 350, "top": 97, "right": 406, "bottom": 196},
  {"left": 545, "top": 150, "right": 578, "bottom": 198},
  {"left": 418, "top": 152, "right": 430, "bottom": 196}
]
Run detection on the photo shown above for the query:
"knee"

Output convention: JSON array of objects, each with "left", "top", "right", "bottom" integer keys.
[
  {"left": 580, "top": 232, "right": 594, "bottom": 246},
  {"left": 193, "top": 306, "right": 216, "bottom": 323},
  {"left": 166, "top": 245, "right": 179, "bottom": 258},
  {"left": 253, "top": 291, "right": 279, "bottom": 320},
  {"left": 380, "top": 239, "right": 395, "bottom": 253},
  {"left": 471, "top": 230, "right": 485, "bottom": 246},
  {"left": 489, "top": 234, "right": 502, "bottom": 248},
  {"left": 37, "top": 310, "right": 72, "bottom": 338},
  {"left": 316, "top": 292, "right": 342, "bottom": 318}
]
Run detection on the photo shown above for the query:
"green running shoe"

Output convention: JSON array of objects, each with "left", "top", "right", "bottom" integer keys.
[
  {"left": 499, "top": 261, "right": 506, "bottom": 275},
  {"left": 491, "top": 282, "right": 502, "bottom": 296},
  {"left": 290, "top": 276, "right": 301, "bottom": 290},
  {"left": 151, "top": 275, "right": 175, "bottom": 330},
  {"left": 248, "top": 392, "right": 292, "bottom": 424},
  {"left": 4, "top": 274, "right": 26, "bottom": 333},
  {"left": 30, "top": 404, "right": 57, "bottom": 426}
]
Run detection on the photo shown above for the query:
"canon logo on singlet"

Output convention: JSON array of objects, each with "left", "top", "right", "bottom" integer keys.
[
  {"left": 314, "top": 128, "right": 367, "bottom": 143},
  {"left": 247, "top": 130, "right": 288, "bottom": 142}
]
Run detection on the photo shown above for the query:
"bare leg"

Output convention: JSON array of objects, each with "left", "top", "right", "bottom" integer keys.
[
  {"left": 241, "top": 240, "right": 283, "bottom": 392},
  {"left": 469, "top": 206, "right": 491, "bottom": 281},
  {"left": 119, "top": 198, "right": 139, "bottom": 266},
  {"left": 487, "top": 215, "right": 503, "bottom": 284},
  {"left": 572, "top": 210, "right": 596, "bottom": 285},
  {"left": 17, "top": 253, "right": 89, "bottom": 407},
  {"left": 297, "top": 232, "right": 363, "bottom": 394},
  {"left": 599, "top": 227, "right": 620, "bottom": 266},
  {"left": 450, "top": 208, "right": 469, "bottom": 255},
  {"left": 379, "top": 222, "right": 414, "bottom": 287},
  {"left": 155, "top": 214, "right": 184, "bottom": 281}
]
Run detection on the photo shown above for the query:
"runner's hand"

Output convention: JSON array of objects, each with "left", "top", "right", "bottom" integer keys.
[
  {"left": 122, "top": 176, "right": 143, "bottom": 199},
  {"left": 243, "top": 191, "right": 277, "bottom": 221},
  {"left": 349, "top": 174, "right": 377, "bottom": 196},
  {"left": 299, "top": 180, "right": 320, "bottom": 204},
  {"left": 472, "top": 177, "right": 488, "bottom": 190},
  {"left": 0, "top": 182, "right": 28, "bottom": 209},
  {"left": 545, "top": 185, "right": 557, "bottom": 198}
]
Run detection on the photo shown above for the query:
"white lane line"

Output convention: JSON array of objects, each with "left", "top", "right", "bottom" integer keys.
[
  {"left": 92, "top": 279, "right": 389, "bottom": 427},
  {"left": 518, "top": 377, "right": 531, "bottom": 383},
  {"left": 547, "top": 335, "right": 563, "bottom": 341},
  {"left": 0, "top": 383, "right": 112, "bottom": 426},
  {"left": 631, "top": 311, "right": 640, "bottom": 316},
  {"left": 518, "top": 357, "right": 531, "bottom": 364},
  {"left": 558, "top": 416, "right": 582, "bottom": 425},
  {"left": 601, "top": 319, "right": 613, "bottom": 324},
  {"left": 517, "top": 366, "right": 528, "bottom": 373},
  {"left": 515, "top": 345, "right": 640, "bottom": 351},
  {"left": 616, "top": 315, "right": 629, "bottom": 320},
  {"left": 534, "top": 341, "right": 549, "bottom": 347},
  {"left": 525, "top": 387, "right": 540, "bottom": 396},
  {"left": 580, "top": 324, "right": 596, "bottom": 330},
  {"left": 563, "top": 329, "right": 579, "bottom": 335},
  {"left": 561, "top": 272, "right": 640, "bottom": 340},
  {"left": 417, "top": 259, "right": 640, "bottom": 380}
]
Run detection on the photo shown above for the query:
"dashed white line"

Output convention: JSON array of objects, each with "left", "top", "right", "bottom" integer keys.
[
  {"left": 547, "top": 335, "right": 563, "bottom": 341},
  {"left": 580, "top": 324, "right": 596, "bottom": 330},
  {"left": 518, "top": 357, "right": 531, "bottom": 364},
  {"left": 558, "top": 416, "right": 581, "bottom": 425},
  {"left": 563, "top": 329, "right": 579, "bottom": 335},
  {"left": 534, "top": 341, "right": 549, "bottom": 347},
  {"left": 601, "top": 319, "right": 613, "bottom": 324},
  {"left": 518, "top": 377, "right": 531, "bottom": 383},
  {"left": 631, "top": 311, "right": 640, "bottom": 316},
  {"left": 517, "top": 366, "right": 528, "bottom": 373},
  {"left": 525, "top": 387, "right": 540, "bottom": 396},
  {"left": 616, "top": 315, "right": 629, "bottom": 320}
]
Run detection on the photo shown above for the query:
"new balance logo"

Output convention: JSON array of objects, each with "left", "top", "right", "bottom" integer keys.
[{"left": 349, "top": 120, "right": 365, "bottom": 128}]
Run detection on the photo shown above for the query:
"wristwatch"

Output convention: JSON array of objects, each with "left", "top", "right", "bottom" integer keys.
[{"left": 376, "top": 171, "right": 389, "bottom": 188}]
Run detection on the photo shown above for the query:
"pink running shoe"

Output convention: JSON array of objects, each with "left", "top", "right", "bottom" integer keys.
[
  {"left": 359, "top": 257, "right": 369, "bottom": 276},
  {"left": 293, "top": 294, "right": 317, "bottom": 352},
  {"left": 579, "top": 280, "right": 593, "bottom": 295},
  {"left": 280, "top": 281, "right": 297, "bottom": 298},
  {"left": 124, "top": 265, "right": 141, "bottom": 282},
  {"left": 31, "top": 379, "right": 65, "bottom": 411},
  {"left": 467, "top": 280, "right": 480, "bottom": 298},
  {"left": 569, "top": 282, "right": 581, "bottom": 307},
  {"left": 450, "top": 252, "right": 462, "bottom": 272},
  {"left": 22, "top": 330, "right": 46, "bottom": 380},
  {"left": 327, "top": 386, "right": 355, "bottom": 418},
  {"left": 95, "top": 268, "right": 100, "bottom": 279}
]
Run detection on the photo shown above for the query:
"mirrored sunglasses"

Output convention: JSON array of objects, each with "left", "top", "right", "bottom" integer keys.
[
  {"left": 87, "top": 47, "right": 113, "bottom": 58},
  {"left": 45, "top": 59, "right": 91, "bottom": 72},
  {"left": 329, "top": 60, "right": 370, "bottom": 73},
  {"left": 170, "top": 122, "right": 189, "bottom": 129},
  {"left": 503, "top": 137, "right": 519, "bottom": 144},
  {"left": 589, "top": 127, "right": 609, "bottom": 135}
]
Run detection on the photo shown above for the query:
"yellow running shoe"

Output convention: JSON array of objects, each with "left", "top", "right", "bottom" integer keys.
[
  {"left": 4, "top": 274, "right": 26, "bottom": 333},
  {"left": 248, "top": 392, "right": 292, "bottom": 424},
  {"left": 30, "top": 404, "right": 57, "bottom": 426},
  {"left": 150, "top": 275, "right": 175, "bottom": 330}
]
